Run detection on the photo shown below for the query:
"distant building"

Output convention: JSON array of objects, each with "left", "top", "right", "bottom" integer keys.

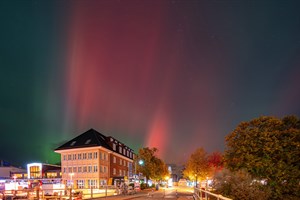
[
  {"left": 167, "top": 164, "right": 185, "bottom": 182},
  {"left": 27, "top": 163, "right": 61, "bottom": 179},
  {"left": 54, "top": 129, "right": 134, "bottom": 188},
  {"left": 0, "top": 160, "right": 26, "bottom": 179}
]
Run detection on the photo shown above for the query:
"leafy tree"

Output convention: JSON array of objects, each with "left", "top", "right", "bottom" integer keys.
[
  {"left": 212, "top": 169, "right": 271, "bottom": 200},
  {"left": 135, "top": 147, "right": 169, "bottom": 183},
  {"left": 224, "top": 115, "right": 300, "bottom": 199},
  {"left": 183, "top": 147, "right": 210, "bottom": 185},
  {"left": 208, "top": 151, "right": 223, "bottom": 176}
]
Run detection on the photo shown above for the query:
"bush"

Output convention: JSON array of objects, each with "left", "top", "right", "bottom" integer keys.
[{"left": 212, "top": 169, "right": 271, "bottom": 200}]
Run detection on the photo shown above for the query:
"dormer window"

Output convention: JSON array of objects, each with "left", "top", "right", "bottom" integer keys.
[
  {"left": 70, "top": 141, "right": 76, "bottom": 146},
  {"left": 85, "top": 139, "right": 91, "bottom": 144}
]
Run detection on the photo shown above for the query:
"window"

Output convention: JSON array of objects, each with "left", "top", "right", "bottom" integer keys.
[
  {"left": 85, "top": 139, "right": 91, "bottom": 144},
  {"left": 113, "top": 156, "right": 116, "bottom": 163},
  {"left": 73, "top": 154, "right": 76, "bottom": 160},
  {"left": 68, "top": 155, "right": 72, "bottom": 160},
  {"left": 77, "top": 180, "right": 84, "bottom": 189},
  {"left": 83, "top": 166, "right": 87, "bottom": 173},
  {"left": 123, "top": 170, "right": 126, "bottom": 176},
  {"left": 124, "top": 161, "right": 126, "bottom": 166},
  {"left": 73, "top": 167, "right": 77, "bottom": 173},
  {"left": 94, "top": 165, "right": 98, "bottom": 172},
  {"left": 63, "top": 155, "right": 66, "bottom": 161},
  {"left": 119, "top": 169, "right": 122, "bottom": 176},
  {"left": 68, "top": 167, "right": 72, "bottom": 173},
  {"left": 100, "top": 166, "right": 103, "bottom": 173},
  {"left": 123, "top": 149, "right": 126, "bottom": 155},
  {"left": 63, "top": 167, "right": 66, "bottom": 173},
  {"left": 88, "top": 153, "right": 92, "bottom": 159},
  {"left": 78, "top": 153, "right": 82, "bottom": 160},
  {"left": 93, "top": 152, "right": 98, "bottom": 159},
  {"left": 113, "top": 168, "right": 116, "bottom": 175},
  {"left": 88, "top": 180, "right": 97, "bottom": 189},
  {"left": 78, "top": 167, "right": 82, "bottom": 173},
  {"left": 104, "top": 153, "right": 107, "bottom": 160},
  {"left": 113, "top": 143, "right": 116, "bottom": 150},
  {"left": 83, "top": 153, "right": 87, "bottom": 159},
  {"left": 70, "top": 141, "right": 76, "bottom": 146},
  {"left": 127, "top": 151, "right": 129, "bottom": 157},
  {"left": 100, "top": 152, "right": 103, "bottom": 160},
  {"left": 119, "top": 146, "right": 122, "bottom": 153},
  {"left": 119, "top": 159, "right": 122, "bottom": 165},
  {"left": 88, "top": 166, "right": 92, "bottom": 173},
  {"left": 103, "top": 166, "right": 107, "bottom": 173}
]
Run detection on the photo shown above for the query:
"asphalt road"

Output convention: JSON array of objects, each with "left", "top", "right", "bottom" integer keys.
[{"left": 99, "top": 187, "right": 193, "bottom": 200}]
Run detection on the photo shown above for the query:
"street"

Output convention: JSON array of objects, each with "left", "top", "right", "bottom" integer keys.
[{"left": 101, "top": 186, "right": 194, "bottom": 200}]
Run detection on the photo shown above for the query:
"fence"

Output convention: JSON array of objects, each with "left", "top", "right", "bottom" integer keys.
[
  {"left": 0, "top": 185, "right": 120, "bottom": 200},
  {"left": 194, "top": 187, "right": 232, "bottom": 200}
]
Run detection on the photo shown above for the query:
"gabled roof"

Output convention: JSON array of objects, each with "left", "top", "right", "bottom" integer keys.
[{"left": 55, "top": 129, "right": 112, "bottom": 151}]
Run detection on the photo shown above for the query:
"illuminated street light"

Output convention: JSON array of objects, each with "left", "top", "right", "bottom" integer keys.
[{"left": 138, "top": 160, "right": 144, "bottom": 165}]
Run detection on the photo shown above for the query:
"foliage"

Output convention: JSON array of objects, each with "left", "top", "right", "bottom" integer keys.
[
  {"left": 224, "top": 115, "right": 300, "bottom": 199},
  {"left": 135, "top": 147, "right": 169, "bottom": 182},
  {"left": 183, "top": 147, "right": 210, "bottom": 182},
  {"left": 212, "top": 169, "right": 271, "bottom": 200},
  {"left": 208, "top": 151, "right": 223, "bottom": 176}
]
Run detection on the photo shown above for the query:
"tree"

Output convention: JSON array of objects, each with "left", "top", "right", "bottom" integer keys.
[
  {"left": 224, "top": 115, "right": 300, "bottom": 199},
  {"left": 135, "top": 147, "right": 169, "bottom": 183},
  {"left": 183, "top": 147, "right": 210, "bottom": 186},
  {"left": 208, "top": 151, "right": 223, "bottom": 176},
  {"left": 212, "top": 169, "right": 271, "bottom": 200}
]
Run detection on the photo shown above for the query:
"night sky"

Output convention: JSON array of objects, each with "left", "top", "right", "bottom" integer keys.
[{"left": 1, "top": 0, "right": 300, "bottom": 167}]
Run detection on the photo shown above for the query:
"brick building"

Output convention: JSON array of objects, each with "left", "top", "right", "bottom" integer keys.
[{"left": 54, "top": 129, "right": 134, "bottom": 188}]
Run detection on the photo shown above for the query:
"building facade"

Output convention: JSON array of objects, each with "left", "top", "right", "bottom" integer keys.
[{"left": 55, "top": 129, "right": 134, "bottom": 188}]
